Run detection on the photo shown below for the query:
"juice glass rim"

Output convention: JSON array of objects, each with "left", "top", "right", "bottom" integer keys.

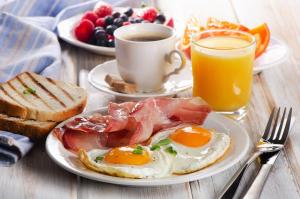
[{"left": 191, "top": 29, "right": 256, "bottom": 51}]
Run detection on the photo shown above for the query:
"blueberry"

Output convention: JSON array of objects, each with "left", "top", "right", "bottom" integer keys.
[
  {"left": 112, "top": 11, "right": 121, "bottom": 19},
  {"left": 120, "top": 14, "right": 128, "bottom": 22},
  {"left": 134, "top": 18, "right": 143, "bottom": 23},
  {"left": 153, "top": 19, "right": 162, "bottom": 24},
  {"left": 94, "top": 29, "right": 106, "bottom": 40},
  {"left": 129, "top": 17, "right": 136, "bottom": 23},
  {"left": 94, "top": 26, "right": 103, "bottom": 32},
  {"left": 124, "top": 8, "right": 133, "bottom": 17},
  {"left": 104, "top": 16, "right": 114, "bottom": 26},
  {"left": 105, "top": 25, "right": 118, "bottom": 35},
  {"left": 113, "top": 18, "right": 124, "bottom": 27},
  {"left": 96, "top": 39, "right": 107, "bottom": 47},
  {"left": 107, "top": 39, "right": 115, "bottom": 47},
  {"left": 156, "top": 14, "right": 166, "bottom": 23}
]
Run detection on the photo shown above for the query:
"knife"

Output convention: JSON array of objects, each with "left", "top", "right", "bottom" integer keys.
[{"left": 242, "top": 117, "right": 295, "bottom": 199}]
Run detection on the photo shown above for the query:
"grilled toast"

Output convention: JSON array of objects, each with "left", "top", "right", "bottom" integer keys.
[
  {"left": 0, "top": 72, "right": 87, "bottom": 122},
  {"left": 0, "top": 114, "right": 57, "bottom": 140}
]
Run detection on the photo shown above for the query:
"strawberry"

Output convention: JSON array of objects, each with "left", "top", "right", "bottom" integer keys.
[
  {"left": 81, "top": 11, "right": 98, "bottom": 24},
  {"left": 165, "top": 17, "right": 174, "bottom": 28},
  {"left": 140, "top": 7, "right": 158, "bottom": 22},
  {"left": 74, "top": 19, "right": 94, "bottom": 42},
  {"left": 94, "top": 2, "right": 112, "bottom": 18},
  {"left": 95, "top": 18, "right": 105, "bottom": 27}
]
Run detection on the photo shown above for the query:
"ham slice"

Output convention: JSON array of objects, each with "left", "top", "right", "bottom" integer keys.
[{"left": 55, "top": 97, "right": 211, "bottom": 151}]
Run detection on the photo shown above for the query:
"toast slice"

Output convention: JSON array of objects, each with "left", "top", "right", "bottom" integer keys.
[
  {"left": 0, "top": 72, "right": 87, "bottom": 122},
  {"left": 0, "top": 114, "right": 57, "bottom": 140}
]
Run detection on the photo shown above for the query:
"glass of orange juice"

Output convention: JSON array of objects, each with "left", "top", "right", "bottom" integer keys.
[{"left": 191, "top": 29, "right": 256, "bottom": 120}]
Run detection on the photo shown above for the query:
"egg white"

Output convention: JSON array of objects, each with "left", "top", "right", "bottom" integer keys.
[
  {"left": 78, "top": 147, "right": 173, "bottom": 179},
  {"left": 150, "top": 124, "right": 231, "bottom": 174}
]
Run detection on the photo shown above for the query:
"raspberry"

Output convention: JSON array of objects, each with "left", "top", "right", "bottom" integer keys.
[
  {"left": 74, "top": 19, "right": 95, "bottom": 42},
  {"left": 94, "top": 2, "right": 112, "bottom": 18},
  {"left": 165, "top": 17, "right": 174, "bottom": 28},
  {"left": 140, "top": 7, "right": 158, "bottom": 22},
  {"left": 95, "top": 18, "right": 105, "bottom": 27},
  {"left": 81, "top": 11, "right": 98, "bottom": 24}
]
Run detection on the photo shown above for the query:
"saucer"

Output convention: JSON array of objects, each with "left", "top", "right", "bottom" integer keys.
[{"left": 88, "top": 60, "right": 192, "bottom": 101}]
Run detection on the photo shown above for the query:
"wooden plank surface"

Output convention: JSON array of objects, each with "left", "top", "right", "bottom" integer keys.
[{"left": 1, "top": 0, "right": 300, "bottom": 199}]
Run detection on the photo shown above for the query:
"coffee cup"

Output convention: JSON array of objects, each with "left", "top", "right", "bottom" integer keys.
[{"left": 114, "top": 23, "right": 186, "bottom": 93}]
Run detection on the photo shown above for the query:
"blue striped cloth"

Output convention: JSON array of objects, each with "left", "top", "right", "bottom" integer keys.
[{"left": 0, "top": 0, "right": 148, "bottom": 165}]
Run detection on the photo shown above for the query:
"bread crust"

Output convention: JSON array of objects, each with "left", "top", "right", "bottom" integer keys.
[
  {"left": 0, "top": 98, "right": 27, "bottom": 118},
  {"left": 0, "top": 115, "right": 57, "bottom": 140}
]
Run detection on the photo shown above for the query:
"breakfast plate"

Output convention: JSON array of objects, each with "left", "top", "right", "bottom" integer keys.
[
  {"left": 87, "top": 60, "right": 192, "bottom": 101},
  {"left": 46, "top": 108, "right": 250, "bottom": 186}
]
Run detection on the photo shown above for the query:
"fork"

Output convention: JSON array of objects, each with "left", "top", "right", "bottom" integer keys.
[{"left": 218, "top": 107, "right": 293, "bottom": 199}]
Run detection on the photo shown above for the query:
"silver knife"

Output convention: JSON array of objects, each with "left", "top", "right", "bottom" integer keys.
[{"left": 242, "top": 117, "right": 295, "bottom": 199}]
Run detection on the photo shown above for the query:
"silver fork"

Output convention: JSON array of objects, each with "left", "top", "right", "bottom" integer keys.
[{"left": 218, "top": 107, "right": 293, "bottom": 199}]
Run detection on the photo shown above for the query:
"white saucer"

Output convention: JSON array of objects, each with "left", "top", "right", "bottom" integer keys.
[{"left": 88, "top": 60, "right": 192, "bottom": 101}]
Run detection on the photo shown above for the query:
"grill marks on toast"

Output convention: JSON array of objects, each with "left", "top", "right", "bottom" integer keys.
[
  {"left": 26, "top": 73, "right": 67, "bottom": 108},
  {"left": 16, "top": 76, "right": 54, "bottom": 110},
  {"left": 0, "top": 72, "right": 87, "bottom": 122},
  {"left": 6, "top": 81, "right": 38, "bottom": 108},
  {"left": 47, "top": 77, "right": 75, "bottom": 102},
  {"left": 0, "top": 85, "right": 19, "bottom": 105},
  {"left": 25, "top": 72, "right": 77, "bottom": 110}
]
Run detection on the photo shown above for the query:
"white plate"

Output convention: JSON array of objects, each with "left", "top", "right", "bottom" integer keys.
[
  {"left": 253, "top": 37, "right": 289, "bottom": 74},
  {"left": 46, "top": 108, "right": 250, "bottom": 186},
  {"left": 177, "top": 37, "right": 289, "bottom": 74},
  {"left": 57, "top": 10, "right": 124, "bottom": 56},
  {"left": 87, "top": 60, "right": 193, "bottom": 101}
]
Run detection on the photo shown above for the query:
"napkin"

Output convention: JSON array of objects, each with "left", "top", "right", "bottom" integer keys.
[
  {"left": 0, "top": 0, "right": 149, "bottom": 165},
  {"left": 0, "top": 132, "right": 33, "bottom": 166}
]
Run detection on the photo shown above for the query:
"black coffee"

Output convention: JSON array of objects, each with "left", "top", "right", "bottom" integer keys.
[{"left": 124, "top": 34, "right": 169, "bottom": 42}]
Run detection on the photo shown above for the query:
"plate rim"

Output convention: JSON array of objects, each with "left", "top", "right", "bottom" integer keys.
[
  {"left": 87, "top": 59, "right": 193, "bottom": 98},
  {"left": 46, "top": 108, "right": 250, "bottom": 186}
]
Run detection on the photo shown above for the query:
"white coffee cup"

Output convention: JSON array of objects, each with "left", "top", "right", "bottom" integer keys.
[{"left": 114, "top": 23, "right": 186, "bottom": 93}]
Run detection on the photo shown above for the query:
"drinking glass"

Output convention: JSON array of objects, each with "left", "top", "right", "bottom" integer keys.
[{"left": 191, "top": 29, "right": 256, "bottom": 120}]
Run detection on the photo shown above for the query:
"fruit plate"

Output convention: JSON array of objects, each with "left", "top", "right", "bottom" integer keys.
[
  {"left": 46, "top": 108, "right": 250, "bottom": 186},
  {"left": 253, "top": 37, "right": 289, "bottom": 74},
  {"left": 176, "top": 36, "right": 289, "bottom": 74},
  {"left": 57, "top": 13, "right": 116, "bottom": 56},
  {"left": 57, "top": 7, "right": 171, "bottom": 56}
]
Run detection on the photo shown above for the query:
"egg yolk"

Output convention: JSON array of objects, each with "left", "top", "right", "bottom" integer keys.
[
  {"left": 169, "top": 126, "right": 211, "bottom": 147},
  {"left": 103, "top": 146, "right": 150, "bottom": 165}
]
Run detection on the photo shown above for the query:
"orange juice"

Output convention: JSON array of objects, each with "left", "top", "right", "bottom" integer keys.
[{"left": 192, "top": 35, "right": 255, "bottom": 112}]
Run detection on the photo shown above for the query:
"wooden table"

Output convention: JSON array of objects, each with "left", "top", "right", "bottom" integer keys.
[{"left": 1, "top": 0, "right": 300, "bottom": 198}]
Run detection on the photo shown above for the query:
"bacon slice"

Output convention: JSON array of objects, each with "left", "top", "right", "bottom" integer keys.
[{"left": 56, "top": 97, "right": 211, "bottom": 151}]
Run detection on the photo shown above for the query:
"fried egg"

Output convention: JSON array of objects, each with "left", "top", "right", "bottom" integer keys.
[
  {"left": 150, "top": 124, "right": 230, "bottom": 174},
  {"left": 78, "top": 145, "right": 172, "bottom": 178}
]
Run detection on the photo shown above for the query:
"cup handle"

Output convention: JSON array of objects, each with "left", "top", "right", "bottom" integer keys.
[{"left": 164, "top": 50, "right": 186, "bottom": 81}]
